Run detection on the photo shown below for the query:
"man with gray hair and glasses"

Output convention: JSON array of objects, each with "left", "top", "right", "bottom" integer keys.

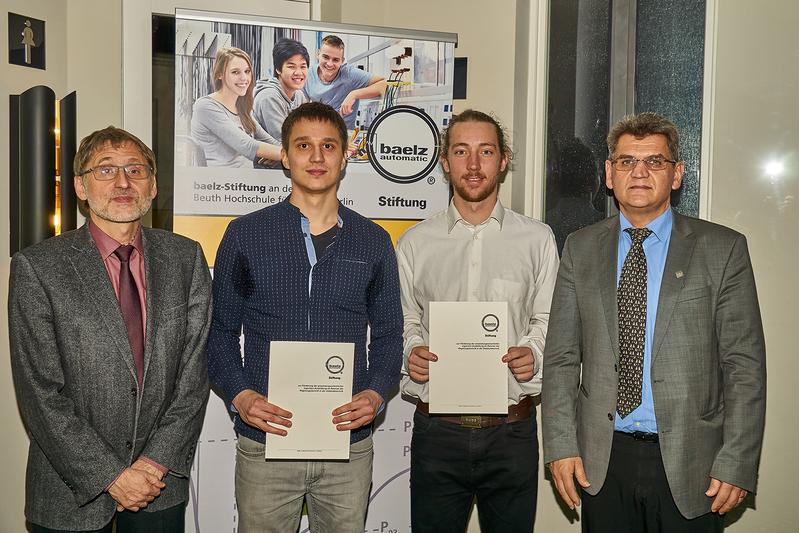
[
  {"left": 9, "top": 126, "right": 212, "bottom": 532},
  {"left": 543, "top": 112, "right": 766, "bottom": 532}
]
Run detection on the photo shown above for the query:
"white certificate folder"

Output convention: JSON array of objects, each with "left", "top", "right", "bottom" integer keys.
[
  {"left": 428, "top": 301, "right": 509, "bottom": 414},
  {"left": 266, "top": 341, "right": 354, "bottom": 460}
]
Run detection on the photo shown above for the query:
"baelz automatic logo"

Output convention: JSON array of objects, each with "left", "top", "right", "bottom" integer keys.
[
  {"left": 366, "top": 105, "right": 440, "bottom": 184},
  {"left": 481, "top": 314, "right": 500, "bottom": 333},
  {"left": 326, "top": 355, "right": 345, "bottom": 375}
]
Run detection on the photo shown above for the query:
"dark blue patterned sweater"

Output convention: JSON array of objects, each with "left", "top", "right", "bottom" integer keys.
[{"left": 208, "top": 199, "right": 403, "bottom": 444}]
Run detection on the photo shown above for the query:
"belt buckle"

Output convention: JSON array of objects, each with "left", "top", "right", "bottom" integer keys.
[
  {"left": 459, "top": 415, "right": 482, "bottom": 428},
  {"left": 631, "top": 431, "right": 658, "bottom": 443}
]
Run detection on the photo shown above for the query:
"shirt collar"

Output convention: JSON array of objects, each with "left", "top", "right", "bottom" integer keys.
[
  {"left": 284, "top": 196, "right": 344, "bottom": 229},
  {"left": 446, "top": 198, "right": 505, "bottom": 233},
  {"left": 88, "top": 220, "right": 144, "bottom": 260},
  {"left": 619, "top": 207, "right": 673, "bottom": 243}
]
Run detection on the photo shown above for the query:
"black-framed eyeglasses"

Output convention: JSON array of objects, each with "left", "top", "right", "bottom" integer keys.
[
  {"left": 610, "top": 156, "right": 677, "bottom": 172},
  {"left": 79, "top": 164, "right": 153, "bottom": 181}
]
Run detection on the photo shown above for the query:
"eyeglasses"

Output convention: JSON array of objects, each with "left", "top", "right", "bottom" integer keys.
[
  {"left": 79, "top": 164, "right": 153, "bottom": 181},
  {"left": 610, "top": 156, "right": 677, "bottom": 172}
]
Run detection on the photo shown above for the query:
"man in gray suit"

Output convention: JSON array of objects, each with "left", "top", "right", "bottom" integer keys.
[
  {"left": 9, "top": 126, "right": 212, "bottom": 532},
  {"left": 542, "top": 113, "right": 766, "bottom": 532}
]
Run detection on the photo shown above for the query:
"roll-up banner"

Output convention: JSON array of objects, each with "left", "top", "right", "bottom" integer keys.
[
  {"left": 175, "top": 9, "right": 456, "bottom": 532},
  {"left": 174, "top": 8, "right": 456, "bottom": 260}
]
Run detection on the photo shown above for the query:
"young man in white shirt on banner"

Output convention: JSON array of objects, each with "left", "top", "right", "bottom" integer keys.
[{"left": 396, "top": 109, "right": 560, "bottom": 532}]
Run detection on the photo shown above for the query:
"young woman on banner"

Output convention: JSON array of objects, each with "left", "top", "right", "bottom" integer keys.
[{"left": 191, "top": 47, "right": 282, "bottom": 168}]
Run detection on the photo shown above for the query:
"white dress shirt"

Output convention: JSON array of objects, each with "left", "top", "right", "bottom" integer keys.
[{"left": 397, "top": 199, "right": 560, "bottom": 404}]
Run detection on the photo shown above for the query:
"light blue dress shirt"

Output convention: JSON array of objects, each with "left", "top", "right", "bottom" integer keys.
[{"left": 614, "top": 208, "right": 673, "bottom": 433}]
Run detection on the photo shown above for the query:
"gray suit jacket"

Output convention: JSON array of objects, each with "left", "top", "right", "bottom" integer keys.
[
  {"left": 542, "top": 212, "right": 766, "bottom": 519},
  {"left": 9, "top": 224, "right": 212, "bottom": 530}
]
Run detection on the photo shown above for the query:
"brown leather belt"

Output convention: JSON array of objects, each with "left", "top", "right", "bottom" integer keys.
[{"left": 415, "top": 396, "right": 533, "bottom": 429}]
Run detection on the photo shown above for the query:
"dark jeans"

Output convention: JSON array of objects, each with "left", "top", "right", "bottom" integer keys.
[
  {"left": 410, "top": 409, "right": 539, "bottom": 533},
  {"left": 30, "top": 502, "right": 185, "bottom": 533},
  {"left": 581, "top": 431, "right": 723, "bottom": 533}
]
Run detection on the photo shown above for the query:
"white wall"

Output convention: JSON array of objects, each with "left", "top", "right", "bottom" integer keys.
[
  {"left": 66, "top": 0, "right": 124, "bottom": 138},
  {"left": 1, "top": 2, "right": 69, "bottom": 530},
  {"left": 704, "top": 1, "right": 797, "bottom": 531}
]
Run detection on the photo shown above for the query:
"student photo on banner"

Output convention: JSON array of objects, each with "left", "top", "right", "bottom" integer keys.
[
  {"left": 304, "top": 34, "right": 386, "bottom": 130},
  {"left": 190, "top": 47, "right": 282, "bottom": 168},
  {"left": 176, "top": 22, "right": 450, "bottom": 172},
  {"left": 252, "top": 38, "right": 310, "bottom": 168},
  {"left": 173, "top": 13, "right": 455, "bottom": 225}
]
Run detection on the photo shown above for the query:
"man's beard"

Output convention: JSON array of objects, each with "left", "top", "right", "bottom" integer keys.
[
  {"left": 88, "top": 194, "right": 152, "bottom": 223},
  {"left": 448, "top": 171, "right": 497, "bottom": 203}
]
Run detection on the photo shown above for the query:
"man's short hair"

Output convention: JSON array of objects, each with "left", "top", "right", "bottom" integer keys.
[
  {"left": 74, "top": 126, "right": 156, "bottom": 176},
  {"left": 441, "top": 109, "right": 512, "bottom": 159},
  {"left": 273, "top": 38, "right": 310, "bottom": 75},
  {"left": 281, "top": 102, "right": 348, "bottom": 154},
  {"left": 607, "top": 112, "right": 680, "bottom": 161},
  {"left": 320, "top": 35, "right": 345, "bottom": 51}
]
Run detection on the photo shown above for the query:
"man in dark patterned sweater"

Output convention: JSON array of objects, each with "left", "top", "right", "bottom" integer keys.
[{"left": 208, "top": 102, "right": 403, "bottom": 533}]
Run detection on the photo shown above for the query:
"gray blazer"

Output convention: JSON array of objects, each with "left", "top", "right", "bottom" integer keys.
[
  {"left": 542, "top": 212, "right": 766, "bottom": 519},
  {"left": 9, "top": 224, "right": 212, "bottom": 530}
]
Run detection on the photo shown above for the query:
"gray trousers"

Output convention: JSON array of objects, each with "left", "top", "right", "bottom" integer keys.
[{"left": 235, "top": 435, "right": 374, "bottom": 533}]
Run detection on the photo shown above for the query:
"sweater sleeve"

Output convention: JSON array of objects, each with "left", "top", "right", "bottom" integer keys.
[
  {"left": 364, "top": 231, "right": 404, "bottom": 401},
  {"left": 207, "top": 221, "right": 252, "bottom": 407}
]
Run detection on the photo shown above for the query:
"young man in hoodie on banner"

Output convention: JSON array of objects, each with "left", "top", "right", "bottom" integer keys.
[{"left": 253, "top": 38, "right": 310, "bottom": 162}]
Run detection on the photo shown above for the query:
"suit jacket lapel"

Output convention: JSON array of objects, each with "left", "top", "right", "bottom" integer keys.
[
  {"left": 652, "top": 213, "right": 695, "bottom": 361},
  {"left": 598, "top": 217, "right": 621, "bottom": 363},
  {"left": 141, "top": 228, "right": 166, "bottom": 381},
  {"left": 67, "top": 225, "right": 138, "bottom": 381}
]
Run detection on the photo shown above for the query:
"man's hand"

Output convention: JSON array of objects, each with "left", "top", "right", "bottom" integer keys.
[
  {"left": 131, "top": 458, "right": 165, "bottom": 481},
  {"left": 503, "top": 346, "right": 535, "bottom": 382},
  {"left": 706, "top": 478, "right": 748, "bottom": 514},
  {"left": 408, "top": 345, "right": 437, "bottom": 383},
  {"left": 108, "top": 467, "right": 165, "bottom": 512},
  {"left": 340, "top": 93, "right": 357, "bottom": 116},
  {"left": 347, "top": 141, "right": 359, "bottom": 159},
  {"left": 332, "top": 389, "right": 383, "bottom": 431},
  {"left": 232, "top": 389, "right": 292, "bottom": 436},
  {"left": 549, "top": 457, "right": 591, "bottom": 510}
]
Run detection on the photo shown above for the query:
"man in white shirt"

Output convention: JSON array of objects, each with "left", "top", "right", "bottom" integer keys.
[{"left": 396, "top": 109, "right": 559, "bottom": 532}]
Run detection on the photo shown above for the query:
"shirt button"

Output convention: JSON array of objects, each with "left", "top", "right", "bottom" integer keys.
[
  {"left": 607, "top": 413, "right": 613, "bottom": 421},
  {"left": 125, "top": 441, "right": 132, "bottom": 450},
  {"left": 130, "top": 387, "right": 137, "bottom": 396}
]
